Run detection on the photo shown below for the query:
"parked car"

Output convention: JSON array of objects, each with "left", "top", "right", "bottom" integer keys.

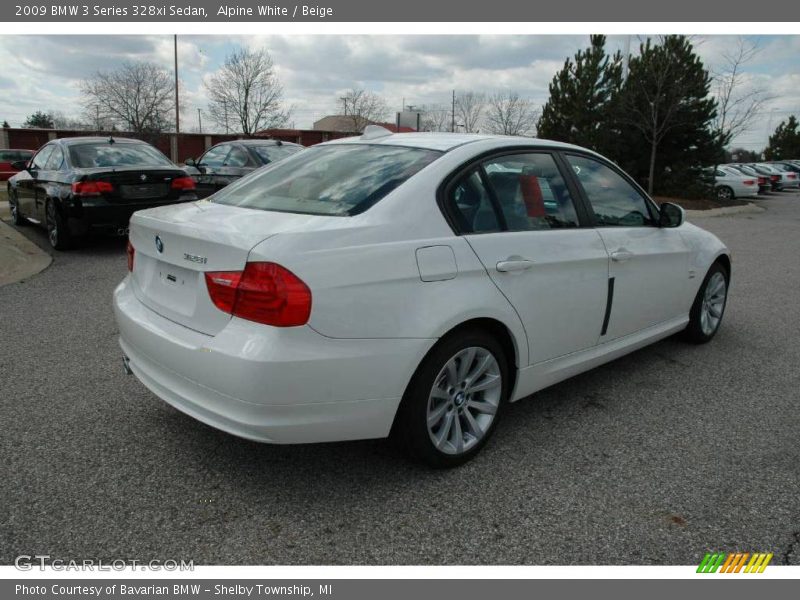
[
  {"left": 748, "top": 163, "right": 793, "bottom": 191},
  {"left": 7, "top": 137, "right": 197, "bottom": 250},
  {"left": 114, "top": 128, "right": 731, "bottom": 467},
  {"left": 724, "top": 164, "right": 771, "bottom": 194},
  {"left": 768, "top": 162, "right": 800, "bottom": 188},
  {"left": 183, "top": 139, "right": 304, "bottom": 198},
  {"left": 0, "top": 149, "right": 34, "bottom": 181},
  {"left": 712, "top": 166, "right": 759, "bottom": 200}
]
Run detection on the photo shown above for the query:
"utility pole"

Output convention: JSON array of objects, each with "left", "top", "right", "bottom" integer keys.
[
  {"left": 95, "top": 105, "right": 100, "bottom": 132},
  {"left": 174, "top": 34, "right": 180, "bottom": 133},
  {"left": 340, "top": 97, "right": 348, "bottom": 115},
  {"left": 223, "top": 100, "right": 229, "bottom": 134},
  {"left": 451, "top": 90, "right": 455, "bottom": 133},
  {"left": 197, "top": 108, "right": 202, "bottom": 133}
]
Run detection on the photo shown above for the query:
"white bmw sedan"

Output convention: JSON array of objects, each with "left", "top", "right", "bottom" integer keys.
[{"left": 113, "top": 128, "right": 731, "bottom": 467}]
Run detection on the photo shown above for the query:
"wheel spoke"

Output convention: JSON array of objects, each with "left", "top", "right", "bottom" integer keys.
[
  {"left": 427, "top": 402, "right": 449, "bottom": 428},
  {"left": 466, "top": 353, "right": 492, "bottom": 385},
  {"left": 456, "top": 348, "right": 476, "bottom": 381},
  {"left": 444, "top": 359, "right": 458, "bottom": 387},
  {"left": 467, "top": 398, "right": 497, "bottom": 415},
  {"left": 452, "top": 414, "right": 464, "bottom": 454},
  {"left": 434, "top": 412, "right": 454, "bottom": 449},
  {"left": 467, "top": 373, "right": 501, "bottom": 394},
  {"left": 462, "top": 409, "right": 483, "bottom": 439},
  {"left": 708, "top": 304, "right": 722, "bottom": 318}
]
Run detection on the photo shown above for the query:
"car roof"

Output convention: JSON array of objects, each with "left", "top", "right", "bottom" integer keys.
[
  {"left": 235, "top": 139, "right": 302, "bottom": 147},
  {"left": 56, "top": 136, "right": 147, "bottom": 146},
  {"left": 319, "top": 131, "right": 597, "bottom": 154}
]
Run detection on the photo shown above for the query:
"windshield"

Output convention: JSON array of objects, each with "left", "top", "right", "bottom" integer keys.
[
  {"left": 212, "top": 144, "right": 442, "bottom": 216},
  {"left": 69, "top": 142, "right": 174, "bottom": 169},
  {"left": 251, "top": 144, "right": 303, "bottom": 165}
]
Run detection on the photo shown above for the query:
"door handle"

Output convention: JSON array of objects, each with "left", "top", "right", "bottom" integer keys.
[
  {"left": 496, "top": 258, "right": 534, "bottom": 273},
  {"left": 611, "top": 249, "right": 634, "bottom": 262}
]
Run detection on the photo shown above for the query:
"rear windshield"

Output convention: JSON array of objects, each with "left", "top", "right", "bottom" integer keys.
[
  {"left": 69, "top": 143, "right": 173, "bottom": 169},
  {"left": 212, "top": 144, "right": 442, "bottom": 216},
  {"left": 251, "top": 144, "right": 303, "bottom": 165}
]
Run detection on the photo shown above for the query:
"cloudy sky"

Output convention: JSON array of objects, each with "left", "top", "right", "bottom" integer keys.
[{"left": 0, "top": 34, "right": 797, "bottom": 150}]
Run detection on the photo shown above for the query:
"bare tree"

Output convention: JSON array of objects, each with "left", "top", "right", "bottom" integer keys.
[
  {"left": 455, "top": 91, "right": 485, "bottom": 133},
  {"left": 206, "top": 47, "right": 291, "bottom": 136},
  {"left": 713, "top": 37, "right": 774, "bottom": 147},
  {"left": 419, "top": 105, "right": 451, "bottom": 132},
  {"left": 339, "top": 88, "right": 389, "bottom": 133},
  {"left": 81, "top": 62, "right": 175, "bottom": 134},
  {"left": 484, "top": 92, "right": 539, "bottom": 136}
]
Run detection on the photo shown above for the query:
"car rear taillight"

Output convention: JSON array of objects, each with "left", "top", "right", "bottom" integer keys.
[
  {"left": 205, "top": 262, "right": 311, "bottom": 327},
  {"left": 742, "top": 180, "right": 755, "bottom": 185},
  {"left": 72, "top": 180, "right": 113, "bottom": 196},
  {"left": 171, "top": 176, "right": 196, "bottom": 190},
  {"left": 788, "top": 174, "right": 797, "bottom": 180},
  {"left": 758, "top": 177, "right": 766, "bottom": 185},
  {"left": 771, "top": 175, "right": 780, "bottom": 182},
  {"left": 126, "top": 240, "right": 135, "bottom": 272}
]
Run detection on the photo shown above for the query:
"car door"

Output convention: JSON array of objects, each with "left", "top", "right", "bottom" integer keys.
[
  {"left": 18, "top": 144, "right": 53, "bottom": 220},
  {"left": 564, "top": 153, "right": 692, "bottom": 342},
  {"left": 33, "top": 143, "right": 66, "bottom": 221},
  {"left": 448, "top": 151, "right": 610, "bottom": 365},
  {"left": 193, "top": 144, "right": 232, "bottom": 198}
]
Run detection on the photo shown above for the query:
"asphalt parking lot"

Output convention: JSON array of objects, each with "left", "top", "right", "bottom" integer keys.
[{"left": 1, "top": 192, "right": 799, "bottom": 566}]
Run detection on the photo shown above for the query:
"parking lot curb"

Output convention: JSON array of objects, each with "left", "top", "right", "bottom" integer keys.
[
  {"left": 0, "top": 216, "right": 52, "bottom": 287},
  {"left": 685, "top": 202, "right": 765, "bottom": 218}
]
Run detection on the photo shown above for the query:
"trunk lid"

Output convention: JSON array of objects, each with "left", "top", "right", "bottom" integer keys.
[
  {"left": 76, "top": 167, "right": 191, "bottom": 204},
  {"left": 128, "top": 201, "right": 326, "bottom": 335}
]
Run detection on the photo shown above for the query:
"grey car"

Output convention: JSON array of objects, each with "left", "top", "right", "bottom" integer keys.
[{"left": 183, "top": 139, "right": 304, "bottom": 199}]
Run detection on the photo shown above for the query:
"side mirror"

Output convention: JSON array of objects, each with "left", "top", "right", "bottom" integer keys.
[
  {"left": 11, "top": 160, "right": 29, "bottom": 171},
  {"left": 659, "top": 202, "right": 684, "bottom": 228},
  {"left": 184, "top": 158, "right": 196, "bottom": 167}
]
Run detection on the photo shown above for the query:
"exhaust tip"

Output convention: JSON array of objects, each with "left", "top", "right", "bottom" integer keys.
[{"left": 122, "top": 355, "right": 133, "bottom": 375}]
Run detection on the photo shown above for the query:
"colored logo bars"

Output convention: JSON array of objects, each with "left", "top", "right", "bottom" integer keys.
[{"left": 697, "top": 552, "right": 773, "bottom": 573}]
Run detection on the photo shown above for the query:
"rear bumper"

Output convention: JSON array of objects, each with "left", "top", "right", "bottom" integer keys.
[{"left": 113, "top": 276, "right": 434, "bottom": 444}]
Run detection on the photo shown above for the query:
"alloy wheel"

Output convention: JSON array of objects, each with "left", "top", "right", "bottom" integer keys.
[
  {"left": 426, "top": 346, "right": 502, "bottom": 455},
  {"left": 46, "top": 202, "right": 58, "bottom": 248},
  {"left": 700, "top": 271, "right": 727, "bottom": 336}
]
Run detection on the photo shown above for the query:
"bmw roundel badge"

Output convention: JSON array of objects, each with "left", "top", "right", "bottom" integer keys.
[{"left": 155, "top": 235, "right": 164, "bottom": 254}]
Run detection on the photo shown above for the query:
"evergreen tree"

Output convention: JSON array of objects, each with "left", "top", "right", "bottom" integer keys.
[
  {"left": 2, "top": 120, "right": 9, "bottom": 128},
  {"left": 537, "top": 35, "right": 622, "bottom": 155},
  {"left": 615, "top": 36, "right": 721, "bottom": 196},
  {"left": 764, "top": 116, "right": 800, "bottom": 160},
  {"left": 23, "top": 111, "right": 54, "bottom": 129}
]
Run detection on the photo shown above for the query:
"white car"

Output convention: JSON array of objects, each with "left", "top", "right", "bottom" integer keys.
[
  {"left": 114, "top": 128, "right": 731, "bottom": 467},
  {"left": 714, "top": 166, "right": 759, "bottom": 199}
]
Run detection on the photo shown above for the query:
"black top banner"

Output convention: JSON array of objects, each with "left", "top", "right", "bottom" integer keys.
[{"left": 3, "top": 0, "right": 798, "bottom": 22}]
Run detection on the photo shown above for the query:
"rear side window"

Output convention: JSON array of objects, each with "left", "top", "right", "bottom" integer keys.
[
  {"left": 225, "top": 146, "right": 250, "bottom": 167},
  {"left": 69, "top": 143, "right": 173, "bottom": 168},
  {"left": 482, "top": 154, "right": 579, "bottom": 231},
  {"left": 450, "top": 171, "right": 500, "bottom": 233},
  {"left": 213, "top": 144, "right": 442, "bottom": 216}
]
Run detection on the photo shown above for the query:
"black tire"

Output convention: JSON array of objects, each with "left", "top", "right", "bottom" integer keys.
[
  {"left": 394, "top": 328, "right": 510, "bottom": 468},
  {"left": 716, "top": 186, "right": 734, "bottom": 201},
  {"left": 45, "top": 199, "right": 73, "bottom": 251},
  {"left": 8, "top": 188, "right": 28, "bottom": 226},
  {"left": 683, "top": 262, "right": 729, "bottom": 344}
]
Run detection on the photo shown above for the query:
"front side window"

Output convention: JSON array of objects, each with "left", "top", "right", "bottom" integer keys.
[
  {"left": 68, "top": 143, "right": 173, "bottom": 169},
  {"left": 225, "top": 146, "right": 250, "bottom": 167},
  {"left": 567, "top": 154, "right": 656, "bottom": 227},
  {"left": 45, "top": 146, "right": 65, "bottom": 170},
  {"left": 200, "top": 144, "right": 230, "bottom": 168},
  {"left": 482, "top": 153, "right": 579, "bottom": 231},
  {"left": 212, "top": 144, "right": 442, "bottom": 216},
  {"left": 31, "top": 145, "right": 54, "bottom": 170}
]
